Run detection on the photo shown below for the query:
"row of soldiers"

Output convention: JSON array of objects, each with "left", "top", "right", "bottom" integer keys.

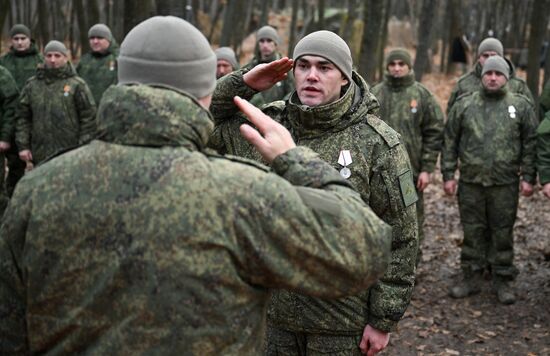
[{"left": 0, "top": 18, "right": 549, "bottom": 355}]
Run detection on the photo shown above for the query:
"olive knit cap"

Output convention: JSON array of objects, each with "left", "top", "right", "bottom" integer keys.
[
  {"left": 88, "top": 23, "right": 113, "bottom": 41},
  {"left": 10, "top": 24, "right": 31, "bottom": 38},
  {"left": 257, "top": 25, "right": 280, "bottom": 45},
  {"left": 386, "top": 48, "right": 412, "bottom": 68},
  {"left": 292, "top": 30, "right": 352, "bottom": 81},
  {"left": 44, "top": 40, "right": 68, "bottom": 56},
  {"left": 477, "top": 37, "right": 503, "bottom": 57},
  {"left": 118, "top": 16, "right": 217, "bottom": 100},
  {"left": 215, "top": 47, "right": 239, "bottom": 70},
  {"left": 481, "top": 56, "right": 509, "bottom": 80}
]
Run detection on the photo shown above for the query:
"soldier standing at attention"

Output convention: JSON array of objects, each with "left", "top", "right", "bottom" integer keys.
[
  {"left": 442, "top": 56, "right": 537, "bottom": 304},
  {"left": 215, "top": 46, "right": 239, "bottom": 79},
  {"left": 211, "top": 30, "right": 418, "bottom": 355},
  {"left": 244, "top": 25, "right": 294, "bottom": 107},
  {"left": 16, "top": 40, "right": 96, "bottom": 166},
  {"left": 371, "top": 48, "right": 444, "bottom": 264},
  {"left": 0, "top": 24, "right": 43, "bottom": 196},
  {"left": 0, "top": 16, "right": 392, "bottom": 354},
  {"left": 76, "top": 23, "right": 119, "bottom": 105}
]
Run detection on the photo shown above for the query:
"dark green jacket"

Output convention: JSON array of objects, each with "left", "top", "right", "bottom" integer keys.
[
  {"left": 0, "top": 42, "right": 44, "bottom": 90},
  {"left": 0, "top": 84, "right": 391, "bottom": 354},
  {"left": 537, "top": 111, "right": 550, "bottom": 184},
  {"left": 0, "top": 66, "right": 19, "bottom": 142},
  {"left": 76, "top": 40, "right": 119, "bottom": 104},
  {"left": 540, "top": 80, "right": 550, "bottom": 118},
  {"left": 15, "top": 63, "right": 96, "bottom": 164},
  {"left": 447, "top": 59, "right": 534, "bottom": 113},
  {"left": 210, "top": 69, "right": 418, "bottom": 333},
  {"left": 372, "top": 71, "right": 444, "bottom": 178},
  {"left": 442, "top": 86, "right": 537, "bottom": 186}
]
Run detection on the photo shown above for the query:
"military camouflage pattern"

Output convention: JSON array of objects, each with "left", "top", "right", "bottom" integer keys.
[
  {"left": 243, "top": 52, "right": 295, "bottom": 107},
  {"left": 372, "top": 71, "right": 443, "bottom": 247},
  {"left": 447, "top": 60, "right": 534, "bottom": 113},
  {"left": 457, "top": 182, "right": 519, "bottom": 279},
  {"left": 76, "top": 39, "right": 119, "bottom": 104},
  {"left": 0, "top": 84, "right": 392, "bottom": 354},
  {"left": 0, "top": 41, "right": 44, "bottom": 90},
  {"left": 442, "top": 86, "right": 538, "bottom": 186},
  {"left": 537, "top": 111, "right": 550, "bottom": 184},
  {"left": 0, "top": 66, "right": 19, "bottom": 215},
  {"left": 540, "top": 80, "right": 550, "bottom": 118},
  {"left": 15, "top": 63, "right": 96, "bottom": 164},
  {"left": 211, "top": 69, "right": 418, "bottom": 335}
]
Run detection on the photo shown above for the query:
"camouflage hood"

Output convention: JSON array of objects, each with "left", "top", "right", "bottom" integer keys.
[
  {"left": 97, "top": 84, "right": 214, "bottom": 149},
  {"left": 287, "top": 71, "right": 380, "bottom": 139},
  {"left": 383, "top": 70, "right": 416, "bottom": 89},
  {"left": 92, "top": 38, "right": 120, "bottom": 58},
  {"left": 9, "top": 40, "right": 40, "bottom": 57},
  {"left": 36, "top": 63, "right": 76, "bottom": 82}
]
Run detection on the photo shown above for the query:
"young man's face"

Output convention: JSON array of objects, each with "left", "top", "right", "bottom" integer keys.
[
  {"left": 259, "top": 38, "right": 276, "bottom": 60},
  {"left": 388, "top": 59, "right": 410, "bottom": 78},
  {"left": 482, "top": 70, "right": 507, "bottom": 91},
  {"left": 216, "top": 59, "right": 233, "bottom": 79},
  {"left": 478, "top": 51, "right": 499, "bottom": 66},
  {"left": 89, "top": 36, "right": 110, "bottom": 53},
  {"left": 45, "top": 52, "right": 68, "bottom": 69},
  {"left": 11, "top": 34, "right": 31, "bottom": 52},
  {"left": 294, "top": 55, "right": 349, "bottom": 107}
]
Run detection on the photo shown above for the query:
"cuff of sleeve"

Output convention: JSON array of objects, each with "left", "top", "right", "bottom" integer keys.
[
  {"left": 442, "top": 171, "right": 455, "bottom": 181},
  {"left": 271, "top": 146, "right": 351, "bottom": 188},
  {"left": 539, "top": 172, "right": 550, "bottom": 185},
  {"left": 420, "top": 162, "right": 436, "bottom": 173},
  {"left": 368, "top": 317, "right": 398, "bottom": 333},
  {"left": 233, "top": 69, "right": 260, "bottom": 99}
]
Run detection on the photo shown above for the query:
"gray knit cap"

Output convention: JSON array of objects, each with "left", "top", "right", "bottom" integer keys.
[
  {"left": 257, "top": 25, "right": 280, "bottom": 45},
  {"left": 481, "top": 56, "right": 509, "bottom": 80},
  {"left": 9, "top": 24, "right": 31, "bottom": 38},
  {"left": 478, "top": 37, "right": 504, "bottom": 56},
  {"left": 89, "top": 23, "right": 113, "bottom": 41},
  {"left": 44, "top": 40, "right": 68, "bottom": 56},
  {"left": 386, "top": 48, "right": 412, "bottom": 68},
  {"left": 118, "top": 16, "right": 217, "bottom": 99},
  {"left": 215, "top": 47, "right": 239, "bottom": 70},
  {"left": 293, "top": 30, "right": 352, "bottom": 81}
]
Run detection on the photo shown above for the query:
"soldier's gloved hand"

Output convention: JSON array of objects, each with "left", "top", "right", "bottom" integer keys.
[
  {"left": 243, "top": 57, "right": 293, "bottom": 92},
  {"left": 359, "top": 324, "right": 390, "bottom": 356},
  {"left": 234, "top": 96, "right": 296, "bottom": 163},
  {"left": 0, "top": 141, "right": 10, "bottom": 152},
  {"left": 520, "top": 181, "right": 534, "bottom": 197},
  {"left": 443, "top": 179, "right": 457, "bottom": 196},
  {"left": 19, "top": 149, "right": 33, "bottom": 162},
  {"left": 542, "top": 183, "right": 550, "bottom": 199}
]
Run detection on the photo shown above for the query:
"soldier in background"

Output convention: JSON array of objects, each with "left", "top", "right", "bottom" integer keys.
[
  {"left": 537, "top": 111, "right": 550, "bottom": 199},
  {"left": 215, "top": 46, "right": 239, "bottom": 79},
  {"left": 76, "top": 23, "right": 119, "bottom": 105},
  {"left": 442, "top": 56, "right": 537, "bottom": 304},
  {"left": 16, "top": 40, "right": 96, "bottom": 166},
  {"left": 372, "top": 48, "right": 444, "bottom": 264},
  {"left": 0, "top": 16, "right": 392, "bottom": 354},
  {"left": 0, "top": 24, "right": 43, "bottom": 196}
]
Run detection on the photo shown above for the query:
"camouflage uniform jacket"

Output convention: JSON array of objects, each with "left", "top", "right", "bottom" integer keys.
[
  {"left": 537, "top": 111, "right": 550, "bottom": 185},
  {"left": 210, "top": 69, "right": 418, "bottom": 333},
  {"left": 243, "top": 52, "right": 295, "bottom": 107},
  {"left": 540, "top": 80, "right": 550, "bottom": 118},
  {"left": 76, "top": 40, "right": 119, "bottom": 104},
  {"left": 15, "top": 63, "right": 96, "bottom": 164},
  {"left": 442, "top": 86, "right": 537, "bottom": 186},
  {"left": 372, "top": 71, "right": 444, "bottom": 179},
  {"left": 0, "top": 41, "right": 44, "bottom": 90},
  {"left": 0, "top": 66, "right": 19, "bottom": 142},
  {"left": 0, "top": 84, "right": 392, "bottom": 354},
  {"left": 447, "top": 59, "right": 534, "bottom": 113}
]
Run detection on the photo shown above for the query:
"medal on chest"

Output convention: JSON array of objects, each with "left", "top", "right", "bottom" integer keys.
[
  {"left": 508, "top": 105, "right": 516, "bottom": 119},
  {"left": 410, "top": 99, "right": 418, "bottom": 114},
  {"left": 338, "top": 150, "right": 353, "bottom": 179},
  {"left": 63, "top": 84, "right": 71, "bottom": 97},
  {"left": 109, "top": 60, "right": 115, "bottom": 71}
]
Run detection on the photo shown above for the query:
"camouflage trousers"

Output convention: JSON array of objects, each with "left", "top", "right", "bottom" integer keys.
[
  {"left": 415, "top": 190, "right": 424, "bottom": 265},
  {"left": 265, "top": 324, "right": 362, "bottom": 356},
  {"left": 5, "top": 144, "right": 26, "bottom": 197},
  {"left": 457, "top": 182, "right": 519, "bottom": 280},
  {"left": 0, "top": 153, "right": 9, "bottom": 217}
]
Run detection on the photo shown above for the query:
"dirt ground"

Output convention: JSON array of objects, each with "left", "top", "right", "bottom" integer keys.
[{"left": 385, "top": 72, "right": 550, "bottom": 356}]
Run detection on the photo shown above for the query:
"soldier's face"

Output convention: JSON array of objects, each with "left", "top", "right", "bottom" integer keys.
[
  {"left": 388, "top": 60, "right": 410, "bottom": 78},
  {"left": 89, "top": 37, "right": 110, "bottom": 53},
  {"left": 478, "top": 51, "right": 499, "bottom": 66},
  {"left": 11, "top": 34, "right": 31, "bottom": 52},
  {"left": 294, "top": 56, "right": 349, "bottom": 107},
  {"left": 216, "top": 59, "right": 233, "bottom": 79},
  {"left": 482, "top": 70, "right": 507, "bottom": 91},
  {"left": 259, "top": 38, "right": 276, "bottom": 60},
  {"left": 45, "top": 52, "right": 68, "bottom": 69}
]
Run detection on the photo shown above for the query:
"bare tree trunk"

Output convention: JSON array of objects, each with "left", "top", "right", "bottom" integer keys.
[
  {"left": 123, "top": 0, "right": 155, "bottom": 37},
  {"left": 260, "top": 0, "right": 269, "bottom": 26},
  {"left": 317, "top": 0, "right": 325, "bottom": 31},
  {"left": 359, "top": 0, "right": 385, "bottom": 83},
  {"left": 74, "top": 0, "right": 89, "bottom": 53},
  {"left": 208, "top": 1, "right": 224, "bottom": 42},
  {"left": 414, "top": 0, "right": 436, "bottom": 80},
  {"left": 445, "top": 0, "right": 460, "bottom": 75},
  {"left": 526, "top": 0, "right": 550, "bottom": 99},
  {"left": 219, "top": 0, "right": 236, "bottom": 46},
  {"left": 376, "top": 0, "right": 391, "bottom": 80},
  {"left": 287, "top": 0, "right": 300, "bottom": 55},
  {"left": 37, "top": 0, "right": 50, "bottom": 47}
]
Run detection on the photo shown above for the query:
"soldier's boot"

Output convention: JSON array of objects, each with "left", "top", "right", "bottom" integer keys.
[
  {"left": 448, "top": 272, "right": 482, "bottom": 298},
  {"left": 493, "top": 278, "right": 516, "bottom": 305}
]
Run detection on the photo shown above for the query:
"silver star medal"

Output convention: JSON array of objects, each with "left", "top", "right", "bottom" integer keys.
[
  {"left": 508, "top": 105, "right": 516, "bottom": 119},
  {"left": 338, "top": 150, "right": 352, "bottom": 179}
]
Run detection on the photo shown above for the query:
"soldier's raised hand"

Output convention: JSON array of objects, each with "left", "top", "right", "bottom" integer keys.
[
  {"left": 243, "top": 57, "right": 293, "bottom": 92},
  {"left": 234, "top": 96, "right": 296, "bottom": 163}
]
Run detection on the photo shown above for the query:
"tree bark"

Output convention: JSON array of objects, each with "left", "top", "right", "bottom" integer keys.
[
  {"left": 414, "top": 0, "right": 436, "bottom": 80},
  {"left": 123, "top": 0, "right": 155, "bottom": 38},
  {"left": 359, "top": 0, "right": 385, "bottom": 84},
  {"left": 526, "top": 0, "right": 550, "bottom": 99},
  {"left": 287, "top": 0, "right": 300, "bottom": 56}
]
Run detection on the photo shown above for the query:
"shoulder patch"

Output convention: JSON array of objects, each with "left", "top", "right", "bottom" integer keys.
[
  {"left": 398, "top": 170, "right": 418, "bottom": 207},
  {"left": 365, "top": 114, "right": 400, "bottom": 147},
  {"left": 205, "top": 150, "right": 270, "bottom": 172}
]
